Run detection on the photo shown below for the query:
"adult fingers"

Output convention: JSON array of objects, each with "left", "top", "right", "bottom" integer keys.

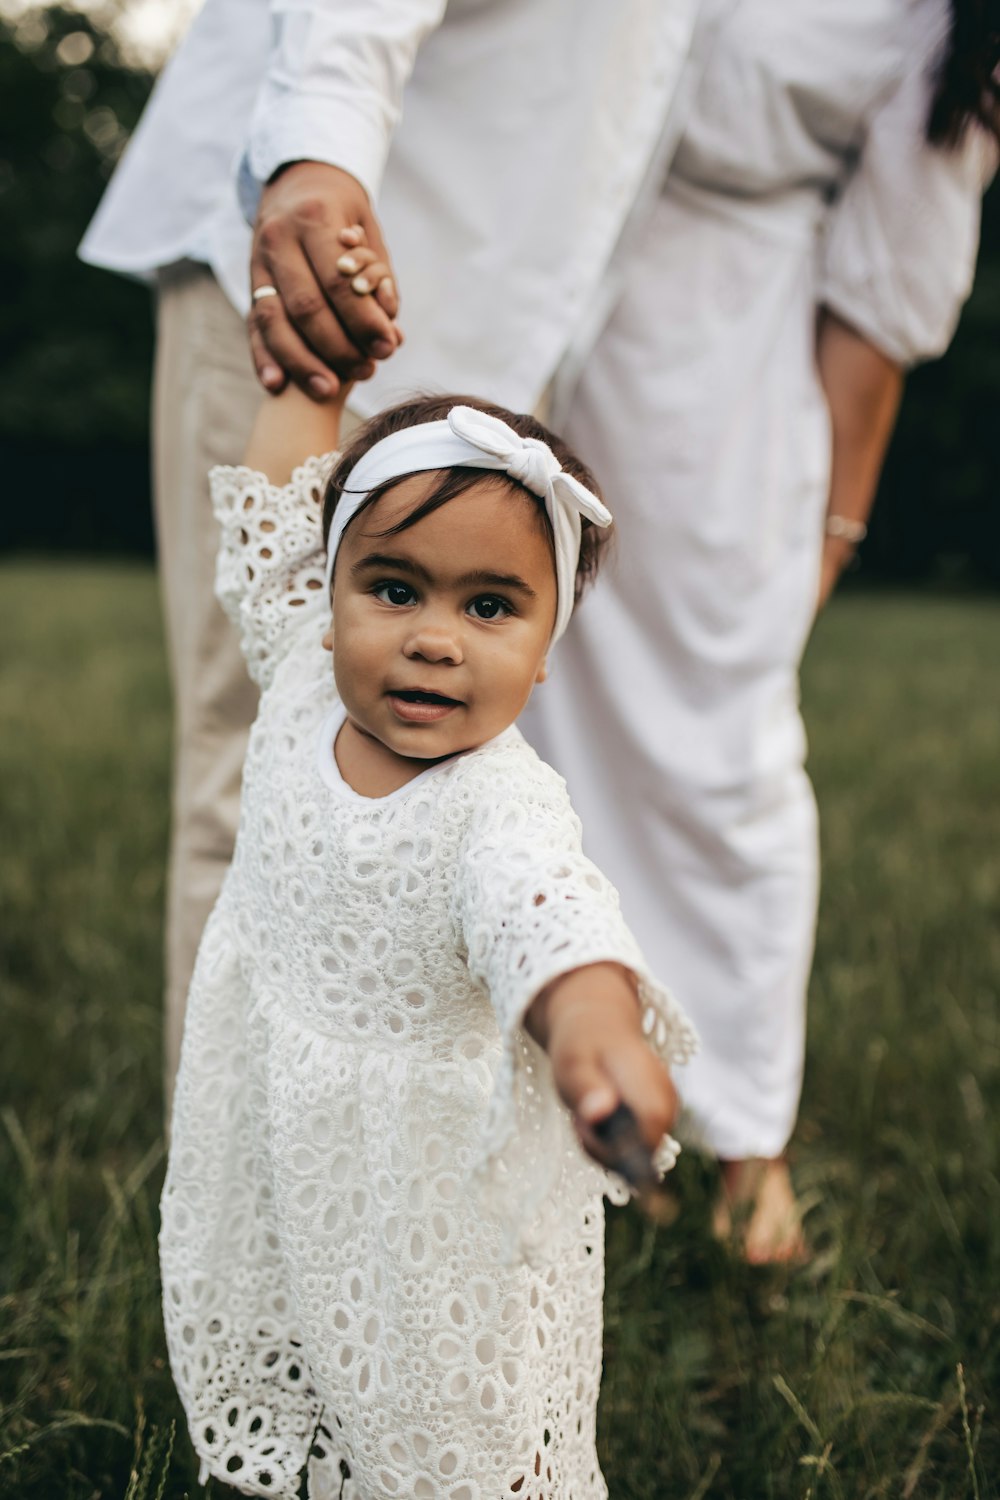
[
  {"left": 252, "top": 231, "right": 381, "bottom": 390},
  {"left": 354, "top": 203, "right": 395, "bottom": 295},
  {"left": 332, "top": 246, "right": 400, "bottom": 321},
  {"left": 250, "top": 252, "right": 374, "bottom": 398},
  {"left": 307, "top": 204, "right": 400, "bottom": 358},
  {"left": 335, "top": 253, "right": 398, "bottom": 324},
  {"left": 335, "top": 227, "right": 400, "bottom": 321},
  {"left": 248, "top": 281, "right": 342, "bottom": 399},
  {"left": 308, "top": 239, "right": 399, "bottom": 360},
  {"left": 246, "top": 314, "right": 287, "bottom": 393}
]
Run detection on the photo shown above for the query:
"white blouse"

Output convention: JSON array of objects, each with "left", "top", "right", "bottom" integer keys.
[
  {"left": 81, "top": 0, "right": 991, "bottom": 419},
  {"left": 665, "top": 0, "right": 995, "bottom": 368},
  {"left": 80, "top": 0, "right": 701, "bottom": 410}
]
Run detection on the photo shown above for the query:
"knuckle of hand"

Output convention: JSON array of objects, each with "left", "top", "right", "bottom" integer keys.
[
  {"left": 331, "top": 357, "right": 369, "bottom": 382},
  {"left": 287, "top": 361, "right": 319, "bottom": 385},
  {"left": 255, "top": 218, "right": 283, "bottom": 256},
  {"left": 296, "top": 195, "right": 329, "bottom": 227},
  {"left": 325, "top": 275, "right": 357, "bottom": 304},
  {"left": 251, "top": 300, "right": 280, "bottom": 329},
  {"left": 284, "top": 289, "right": 325, "bottom": 322},
  {"left": 345, "top": 311, "right": 379, "bottom": 341}
]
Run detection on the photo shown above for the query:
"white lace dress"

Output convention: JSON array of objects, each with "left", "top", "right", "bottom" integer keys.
[{"left": 159, "top": 457, "right": 697, "bottom": 1500}]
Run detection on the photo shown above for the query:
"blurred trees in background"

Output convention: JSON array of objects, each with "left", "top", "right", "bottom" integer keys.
[
  {"left": 870, "top": 180, "right": 1000, "bottom": 585},
  {"left": 0, "top": 3, "right": 997, "bottom": 579},
  {"left": 0, "top": 4, "right": 155, "bottom": 554}
]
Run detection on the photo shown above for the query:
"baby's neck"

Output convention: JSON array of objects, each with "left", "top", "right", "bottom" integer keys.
[{"left": 334, "top": 718, "right": 458, "bottom": 798}]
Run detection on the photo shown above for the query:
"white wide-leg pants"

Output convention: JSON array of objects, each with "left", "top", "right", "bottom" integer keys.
[{"left": 522, "top": 192, "right": 828, "bottom": 1160}]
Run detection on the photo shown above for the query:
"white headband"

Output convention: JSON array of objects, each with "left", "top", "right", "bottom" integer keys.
[{"left": 324, "top": 404, "right": 613, "bottom": 643}]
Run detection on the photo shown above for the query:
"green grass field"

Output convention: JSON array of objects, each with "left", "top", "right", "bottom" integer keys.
[{"left": 1, "top": 562, "right": 998, "bottom": 1499}]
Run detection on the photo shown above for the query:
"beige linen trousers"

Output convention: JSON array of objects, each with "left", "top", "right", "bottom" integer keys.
[
  {"left": 154, "top": 264, "right": 261, "bottom": 1095},
  {"left": 154, "top": 263, "right": 370, "bottom": 1097}
]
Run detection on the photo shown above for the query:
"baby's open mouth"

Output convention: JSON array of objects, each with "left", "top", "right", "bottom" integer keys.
[{"left": 391, "top": 689, "right": 462, "bottom": 707}]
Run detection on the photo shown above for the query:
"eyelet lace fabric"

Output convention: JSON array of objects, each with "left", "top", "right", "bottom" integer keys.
[
  {"left": 213, "top": 453, "right": 335, "bottom": 691},
  {"left": 160, "top": 461, "right": 696, "bottom": 1499}
]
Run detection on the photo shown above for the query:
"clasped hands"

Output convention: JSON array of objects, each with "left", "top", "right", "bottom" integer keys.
[{"left": 250, "top": 161, "right": 403, "bottom": 399}]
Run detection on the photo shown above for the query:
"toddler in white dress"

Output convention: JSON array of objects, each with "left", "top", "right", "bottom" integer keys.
[{"left": 160, "top": 375, "right": 696, "bottom": 1500}]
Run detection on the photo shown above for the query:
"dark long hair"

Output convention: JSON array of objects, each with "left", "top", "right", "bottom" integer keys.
[{"left": 928, "top": 0, "right": 1000, "bottom": 145}]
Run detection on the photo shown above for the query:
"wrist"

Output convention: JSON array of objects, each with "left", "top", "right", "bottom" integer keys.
[
  {"left": 527, "top": 963, "right": 639, "bottom": 1049},
  {"left": 265, "top": 159, "right": 306, "bottom": 187},
  {"left": 822, "top": 514, "right": 869, "bottom": 577},
  {"left": 266, "top": 159, "right": 365, "bottom": 191},
  {"left": 822, "top": 532, "right": 857, "bottom": 565},
  {"left": 259, "top": 160, "right": 371, "bottom": 215}
]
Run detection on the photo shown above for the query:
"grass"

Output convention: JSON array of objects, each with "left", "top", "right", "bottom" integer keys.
[{"left": 1, "top": 561, "right": 998, "bottom": 1499}]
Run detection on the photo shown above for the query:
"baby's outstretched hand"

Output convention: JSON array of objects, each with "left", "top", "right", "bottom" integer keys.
[{"left": 525, "top": 963, "right": 679, "bottom": 1171}]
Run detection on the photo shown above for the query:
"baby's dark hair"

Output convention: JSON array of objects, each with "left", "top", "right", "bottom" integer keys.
[{"left": 322, "top": 395, "right": 608, "bottom": 602}]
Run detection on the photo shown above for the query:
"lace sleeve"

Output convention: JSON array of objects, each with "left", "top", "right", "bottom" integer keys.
[
  {"left": 452, "top": 747, "right": 697, "bottom": 1252},
  {"left": 210, "top": 452, "right": 337, "bottom": 690}
]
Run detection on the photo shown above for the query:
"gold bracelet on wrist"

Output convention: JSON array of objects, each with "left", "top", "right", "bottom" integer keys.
[{"left": 825, "top": 514, "right": 868, "bottom": 545}]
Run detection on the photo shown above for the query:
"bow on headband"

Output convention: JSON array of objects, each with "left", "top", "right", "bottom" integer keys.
[{"left": 324, "top": 404, "right": 613, "bottom": 643}]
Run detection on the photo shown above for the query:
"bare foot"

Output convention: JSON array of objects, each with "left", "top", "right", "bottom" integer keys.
[{"left": 712, "top": 1157, "right": 808, "bottom": 1266}]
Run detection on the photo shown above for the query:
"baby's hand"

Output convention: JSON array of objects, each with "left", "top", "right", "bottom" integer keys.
[
  {"left": 525, "top": 963, "right": 679, "bottom": 1169},
  {"left": 334, "top": 225, "right": 405, "bottom": 344}
]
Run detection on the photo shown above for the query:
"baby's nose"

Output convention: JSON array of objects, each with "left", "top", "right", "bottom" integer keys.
[{"left": 403, "top": 625, "right": 464, "bottom": 665}]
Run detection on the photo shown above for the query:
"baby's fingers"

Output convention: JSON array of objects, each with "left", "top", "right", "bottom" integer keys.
[
  {"left": 334, "top": 244, "right": 386, "bottom": 294},
  {"left": 336, "top": 227, "right": 400, "bottom": 321},
  {"left": 554, "top": 1053, "right": 618, "bottom": 1130},
  {"left": 603, "top": 1040, "right": 679, "bottom": 1150},
  {"left": 554, "top": 1055, "right": 637, "bottom": 1175},
  {"left": 335, "top": 246, "right": 399, "bottom": 317}
]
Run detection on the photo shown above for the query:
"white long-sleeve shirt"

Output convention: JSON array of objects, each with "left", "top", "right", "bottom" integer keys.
[{"left": 80, "top": 0, "right": 703, "bottom": 414}]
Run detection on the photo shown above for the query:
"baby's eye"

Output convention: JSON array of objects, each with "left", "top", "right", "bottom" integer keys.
[
  {"left": 468, "top": 594, "right": 512, "bottom": 621},
  {"left": 373, "top": 580, "right": 416, "bottom": 607}
]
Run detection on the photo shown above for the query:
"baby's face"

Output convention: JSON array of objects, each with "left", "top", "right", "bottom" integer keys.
[{"left": 323, "top": 474, "right": 557, "bottom": 769}]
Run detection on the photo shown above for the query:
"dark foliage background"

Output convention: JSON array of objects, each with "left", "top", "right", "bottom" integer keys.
[
  {"left": 0, "top": 5, "right": 155, "bottom": 557},
  {"left": 1, "top": 3, "right": 998, "bottom": 580}
]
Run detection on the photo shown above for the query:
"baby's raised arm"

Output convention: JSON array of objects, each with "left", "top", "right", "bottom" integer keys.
[
  {"left": 243, "top": 381, "right": 346, "bottom": 486},
  {"left": 211, "top": 342, "right": 354, "bottom": 691}
]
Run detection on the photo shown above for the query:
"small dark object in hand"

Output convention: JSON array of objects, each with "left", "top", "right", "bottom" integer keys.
[{"left": 592, "top": 1104, "right": 676, "bottom": 1224}]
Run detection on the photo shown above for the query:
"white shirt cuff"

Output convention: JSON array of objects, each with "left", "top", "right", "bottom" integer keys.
[{"left": 238, "top": 92, "right": 394, "bottom": 224}]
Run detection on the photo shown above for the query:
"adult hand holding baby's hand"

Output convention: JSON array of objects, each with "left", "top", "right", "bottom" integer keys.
[
  {"left": 526, "top": 963, "right": 679, "bottom": 1168},
  {"left": 250, "top": 162, "right": 402, "bottom": 400}
]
